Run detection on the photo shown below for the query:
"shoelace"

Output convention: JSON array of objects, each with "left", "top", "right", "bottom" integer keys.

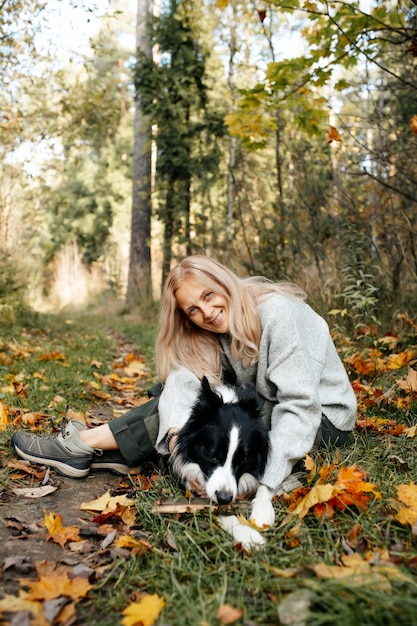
[{"left": 60, "top": 405, "right": 70, "bottom": 437}]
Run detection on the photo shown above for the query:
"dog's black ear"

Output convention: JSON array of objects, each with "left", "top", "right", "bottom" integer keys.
[
  {"left": 237, "top": 383, "right": 264, "bottom": 419},
  {"left": 198, "top": 375, "right": 223, "bottom": 411}
]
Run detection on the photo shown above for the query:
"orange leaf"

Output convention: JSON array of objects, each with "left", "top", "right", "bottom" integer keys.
[
  {"left": 25, "top": 572, "right": 92, "bottom": 601},
  {"left": 410, "top": 114, "right": 417, "bottom": 135},
  {"left": 216, "top": 604, "right": 244, "bottom": 624},
  {"left": 122, "top": 593, "right": 165, "bottom": 626},
  {"left": 327, "top": 125, "right": 342, "bottom": 143},
  {"left": 43, "top": 511, "right": 81, "bottom": 548},
  {"left": 39, "top": 350, "right": 66, "bottom": 361},
  {"left": 386, "top": 350, "right": 415, "bottom": 370}
]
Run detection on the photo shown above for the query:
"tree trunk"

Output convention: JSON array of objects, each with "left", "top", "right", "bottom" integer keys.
[{"left": 126, "top": 0, "right": 153, "bottom": 305}]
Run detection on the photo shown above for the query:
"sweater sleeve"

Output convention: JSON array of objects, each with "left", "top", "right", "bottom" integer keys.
[
  {"left": 155, "top": 366, "right": 201, "bottom": 455},
  {"left": 259, "top": 303, "right": 325, "bottom": 491}
]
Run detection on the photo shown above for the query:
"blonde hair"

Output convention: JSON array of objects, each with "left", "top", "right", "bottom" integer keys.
[{"left": 155, "top": 255, "right": 306, "bottom": 385}]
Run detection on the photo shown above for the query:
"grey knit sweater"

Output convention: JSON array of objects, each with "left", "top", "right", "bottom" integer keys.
[{"left": 156, "top": 294, "right": 357, "bottom": 491}]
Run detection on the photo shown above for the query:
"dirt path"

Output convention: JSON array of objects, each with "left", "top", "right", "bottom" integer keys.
[{"left": 0, "top": 469, "right": 125, "bottom": 596}]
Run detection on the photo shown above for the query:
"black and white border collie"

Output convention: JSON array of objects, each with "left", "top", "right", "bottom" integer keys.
[{"left": 170, "top": 376, "right": 275, "bottom": 548}]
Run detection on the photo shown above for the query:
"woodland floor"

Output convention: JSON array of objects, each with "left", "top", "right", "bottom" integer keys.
[{"left": 1, "top": 311, "right": 417, "bottom": 626}]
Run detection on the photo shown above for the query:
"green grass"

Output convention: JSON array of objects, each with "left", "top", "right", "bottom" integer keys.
[{"left": 2, "top": 310, "right": 417, "bottom": 625}]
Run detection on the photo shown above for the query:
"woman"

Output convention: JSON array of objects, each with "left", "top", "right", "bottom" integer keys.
[{"left": 12, "top": 255, "right": 357, "bottom": 498}]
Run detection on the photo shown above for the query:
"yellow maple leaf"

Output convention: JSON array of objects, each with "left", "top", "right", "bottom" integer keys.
[
  {"left": 0, "top": 401, "right": 9, "bottom": 432},
  {"left": 80, "top": 490, "right": 136, "bottom": 512},
  {"left": 394, "top": 482, "right": 417, "bottom": 526},
  {"left": 115, "top": 535, "right": 152, "bottom": 554},
  {"left": 124, "top": 359, "right": 145, "bottom": 377},
  {"left": 43, "top": 511, "right": 81, "bottom": 548},
  {"left": 282, "top": 483, "right": 335, "bottom": 525},
  {"left": 386, "top": 350, "right": 415, "bottom": 370},
  {"left": 122, "top": 593, "right": 165, "bottom": 626}
]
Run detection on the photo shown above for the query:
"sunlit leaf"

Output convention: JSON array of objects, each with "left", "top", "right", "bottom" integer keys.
[
  {"left": 43, "top": 511, "right": 81, "bottom": 548},
  {"left": 25, "top": 572, "right": 92, "bottom": 602},
  {"left": 0, "top": 400, "right": 9, "bottom": 431},
  {"left": 393, "top": 482, "right": 417, "bottom": 526},
  {"left": 121, "top": 593, "right": 165, "bottom": 626}
]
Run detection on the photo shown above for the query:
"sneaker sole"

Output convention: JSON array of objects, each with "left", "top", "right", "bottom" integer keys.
[
  {"left": 13, "top": 444, "right": 90, "bottom": 478},
  {"left": 90, "top": 461, "right": 130, "bottom": 475}
]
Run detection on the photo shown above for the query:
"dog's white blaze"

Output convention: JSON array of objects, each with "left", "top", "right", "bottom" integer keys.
[
  {"left": 206, "top": 425, "right": 240, "bottom": 502},
  {"left": 215, "top": 385, "right": 238, "bottom": 404}
]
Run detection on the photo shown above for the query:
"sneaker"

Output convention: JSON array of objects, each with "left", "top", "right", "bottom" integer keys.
[
  {"left": 11, "top": 420, "right": 95, "bottom": 478},
  {"left": 91, "top": 449, "right": 131, "bottom": 476}
]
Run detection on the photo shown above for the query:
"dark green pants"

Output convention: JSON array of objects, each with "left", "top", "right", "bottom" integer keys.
[
  {"left": 108, "top": 383, "right": 162, "bottom": 466},
  {"left": 108, "top": 385, "right": 351, "bottom": 467}
]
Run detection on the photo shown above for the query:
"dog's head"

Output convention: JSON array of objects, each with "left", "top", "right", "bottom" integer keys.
[{"left": 172, "top": 376, "right": 270, "bottom": 505}]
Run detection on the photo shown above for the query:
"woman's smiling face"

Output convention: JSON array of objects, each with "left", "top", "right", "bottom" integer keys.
[{"left": 175, "top": 277, "right": 230, "bottom": 334}]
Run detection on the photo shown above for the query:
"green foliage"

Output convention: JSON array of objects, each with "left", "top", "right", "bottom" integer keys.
[
  {"left": 0, "top": 254, "right": 36, "bottom": 325},
  {"left": 333, "top": 226, "right": 380, "bottom": 337}
]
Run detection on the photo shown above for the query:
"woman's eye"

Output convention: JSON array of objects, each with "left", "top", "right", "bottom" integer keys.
[{"left": 205, "top": 292, "right": 213, "bottom": 300}]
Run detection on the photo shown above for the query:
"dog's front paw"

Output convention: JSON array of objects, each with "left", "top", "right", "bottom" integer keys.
[
  {"left": 250, "top": 485, "right": 275, "bottom": 529},
  {"left": 217, "top": 515, "right": 266, "bottom": 550}
]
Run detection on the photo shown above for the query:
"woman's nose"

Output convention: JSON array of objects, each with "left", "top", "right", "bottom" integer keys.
[{"left": 200, "top": 303, "right": 212, "bottom": 318}]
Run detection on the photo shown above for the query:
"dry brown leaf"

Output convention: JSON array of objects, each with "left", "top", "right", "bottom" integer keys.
[
  {"left": 13, "top": 486, "right": 57, "bottom": 498},
  {"left": 396, "top": 368, "right": 417, "bottom": 393},
  {"left": 121, "top": 593, "right": 165, "bottom": 626},
  {"left": 327, "top": 125, "right": 342, "bottom": 143}
]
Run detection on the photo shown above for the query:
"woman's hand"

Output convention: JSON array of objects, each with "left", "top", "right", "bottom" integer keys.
[{"left": 166, "top": 428, "right": 179, "bottom": 454}]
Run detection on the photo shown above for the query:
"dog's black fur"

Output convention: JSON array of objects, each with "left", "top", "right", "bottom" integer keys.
[{"left": 170, "top": 376, "right": 270, "bottom": 506}]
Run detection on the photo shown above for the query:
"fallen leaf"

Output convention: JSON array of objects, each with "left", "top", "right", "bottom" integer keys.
[
  {"left": 12, "top": 486, "right": 57, "bottom": 498},
  {"left": 393, "top": 482, "right": 417, "bottom": 526},
  {"left": 0, "top": 594, "right": 48, "bottom": 626},
  {"left": 24, "top": 572, "right": 92, "bottom": 602},
  {"left": 216, "top": 603, "right": 244, "bottom": 624},
  {"left": 282, "top": 483, "right": 335, "bottom": 524},
  {"left": 396, "top": 368, "right": 417, "bottom": 393},
  {"left": 43, "top": 511, "right": 81, "bottom": 548},
  {"left": 0, "top": 401, "right": 9, "bottom": 431},
  {"left": 115, "top": 535, "right": 152, "bottom": 554},
  {"left": 124, "top": 359, "right": 145, "bottom": 377},
  {"left": 80, "top": 490, "right": 135, "bottom": 512},
  {"left": 122, "top": 593, "right": 165, "bottom": 626},
  {"left": 277, "top": 589, "right": 311, "bottom": 626}
]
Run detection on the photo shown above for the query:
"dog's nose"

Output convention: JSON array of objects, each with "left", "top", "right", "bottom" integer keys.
[{"left": 216, "top": 491, "right": 233, "bottom": 505}]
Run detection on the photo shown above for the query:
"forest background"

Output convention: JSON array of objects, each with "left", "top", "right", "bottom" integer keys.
[{"left": 1, "top": 0, "right": 417, "bottom": 329}]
